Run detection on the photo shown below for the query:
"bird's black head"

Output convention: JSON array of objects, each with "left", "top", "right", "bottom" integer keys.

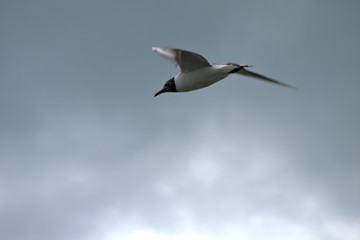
[{"left": 154, "top": 77, "right": 177, "bottom": 97}]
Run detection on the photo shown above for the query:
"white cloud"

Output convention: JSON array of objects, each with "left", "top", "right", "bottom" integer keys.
[
  {"left": 187, "top": 153, "right": 221, "bottom": 186},
  {"left": 91, "top": 209, "right": 360, "bottom": 240}
]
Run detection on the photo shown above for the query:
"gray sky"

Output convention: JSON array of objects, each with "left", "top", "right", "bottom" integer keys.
[{"left": 1, "top": 0, "right": 359, "bottom": 239}]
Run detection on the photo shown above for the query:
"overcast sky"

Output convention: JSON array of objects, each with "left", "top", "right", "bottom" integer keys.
[{"left": 1, "top": 0, "right": 359, "bottom": 240}]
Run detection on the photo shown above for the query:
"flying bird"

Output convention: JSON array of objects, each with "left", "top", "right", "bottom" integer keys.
[{"left": 153, "top": 47, "right": 295, "bottom": 97}]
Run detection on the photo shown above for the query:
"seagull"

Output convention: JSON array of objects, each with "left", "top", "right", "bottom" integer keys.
[{"left": 153, "top": 47, "right": 295, "bottom": 97}]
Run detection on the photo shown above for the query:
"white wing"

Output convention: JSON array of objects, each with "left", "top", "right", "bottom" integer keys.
[{"left": 152, "top": 47, "right": 211, "bottom": 72}]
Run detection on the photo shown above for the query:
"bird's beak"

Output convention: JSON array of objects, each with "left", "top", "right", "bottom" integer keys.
[{"left": 154, "top": 88, "right": 167, "bottom": 97}]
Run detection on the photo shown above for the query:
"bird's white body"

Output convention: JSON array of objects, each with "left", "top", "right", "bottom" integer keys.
[
  {"left": 174, "top": 64, "right": 235, "bottom": 92},
  {"left": 152, "top": 47, "right": 294, "bottom": 96}
]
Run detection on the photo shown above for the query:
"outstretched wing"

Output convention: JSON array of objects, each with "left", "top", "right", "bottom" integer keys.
[
  {"left": 152, "top": 47, "right": 211, "bottom": 72},
  {"left": 237, "top": 67, "right": 295, "bottom": 89}
]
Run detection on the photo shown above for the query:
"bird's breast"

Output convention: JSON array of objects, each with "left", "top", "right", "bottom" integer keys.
[{"left": 174, "top": 66, "right": 231, "bottom": 92}]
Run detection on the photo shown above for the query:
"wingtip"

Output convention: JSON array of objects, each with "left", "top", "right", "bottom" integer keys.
[
  {"left": 280, "top": 82, "right": 297, "bottom": 90},
  {"left": 289, "top": 85, "right": 298, "bottom": 91}
]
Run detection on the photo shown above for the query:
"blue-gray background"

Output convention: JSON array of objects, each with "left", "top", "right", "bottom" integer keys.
[{"left": 1, "top": 1, "right": 359, "bottom": 239}]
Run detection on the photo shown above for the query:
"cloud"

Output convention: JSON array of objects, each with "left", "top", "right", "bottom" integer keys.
[
  {"left": 1, "top": 101, "right": 359, "bottom": 240},
  {"left": 1, "top": 1, "right": 359, "bottom": 240}
]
